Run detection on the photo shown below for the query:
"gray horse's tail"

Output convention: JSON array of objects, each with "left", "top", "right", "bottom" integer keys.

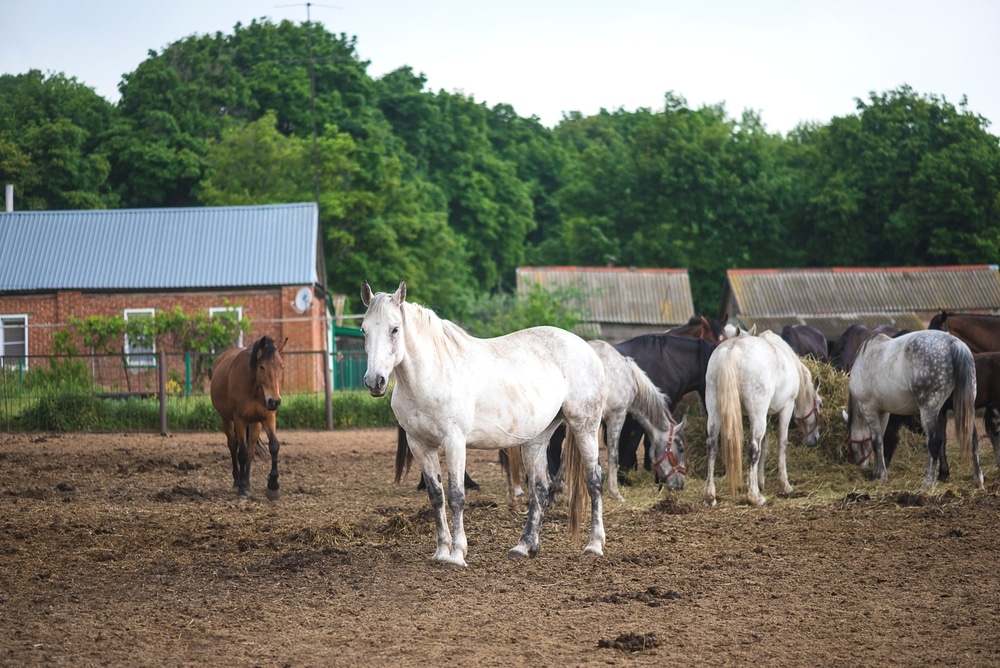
[
  {"left": 951, "top": 343, "right": 976, "bottom": 460},
  {"left": 564, "top": 429, "right": 587, "bottom": 546}
]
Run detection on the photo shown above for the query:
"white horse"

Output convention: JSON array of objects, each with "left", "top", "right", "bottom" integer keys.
[
  {"left": 844, "top": 330, "right": 982, "bottom": 491},
  {"left": 703, "top": 330, "right": 822, "bottom": 506},
  {"left": 361, "top": 280, "right": 607, "bottom": 568},
  {"left": 588, "top": 340, "right": 687, "bottom": 499}
]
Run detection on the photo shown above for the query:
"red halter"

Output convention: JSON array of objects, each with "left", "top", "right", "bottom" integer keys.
[
  {"left": 652, "top": 421, "right": 686, "bottom": 478},
  {"left": 794, "top": 396, "right": 821, "bottom": 439}
]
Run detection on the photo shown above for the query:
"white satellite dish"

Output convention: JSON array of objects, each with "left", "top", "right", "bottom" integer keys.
[{"left": 293, "top": 287, "right": 313, "bottom": 314}]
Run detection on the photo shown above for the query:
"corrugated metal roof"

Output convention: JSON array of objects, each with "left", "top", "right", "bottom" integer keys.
[
  {"left": 728, "top": 266, "right": 1000, "bottom": 316},
  {"left": 726, "top": 266, "right": 1000, "bottom": 340},
  {"left": 0, "top": 203, "right": 320, "bottom": 291},
  {"left": 516, "top": 266, "right": 694, "bottom": 326}
]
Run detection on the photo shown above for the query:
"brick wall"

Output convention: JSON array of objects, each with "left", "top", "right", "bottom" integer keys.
[{"left": 0, "top": 286, "right": 329, "bottom": 392}]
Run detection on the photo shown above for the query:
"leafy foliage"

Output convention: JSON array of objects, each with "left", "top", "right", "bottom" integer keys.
[{"left": 3, "top": 19, "right": 998, "bottom": 317}]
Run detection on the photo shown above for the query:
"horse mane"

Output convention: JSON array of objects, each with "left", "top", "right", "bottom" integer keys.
[
  {"left": 249, "top": 336, "right": 277, "bottom": 370},
  {"left": 626, "top": 358, "right": 673, "bottom": 431},
  {"left": 400, "top": 301, "right": 474, "bottom": 360}
]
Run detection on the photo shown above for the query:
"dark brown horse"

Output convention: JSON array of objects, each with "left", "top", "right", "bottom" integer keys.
[
  {"left": 667, "top": 314, "right": 729, "bottom": 344},
  {"left": 928, "top": 311, "right": 1000, "bottom": 354},
  {"left": 780, "top": 324, "right": 829, "bottom": 362},
  {"left": 829, "top": 323, "right": 903, "bottom": 372},
  {"left": 210, "top": 335, "right": 287, "bottom": 500}
]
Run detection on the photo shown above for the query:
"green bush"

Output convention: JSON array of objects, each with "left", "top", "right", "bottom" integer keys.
[{"left": 8, "top": 388, "right": 399, "bottom": 433}]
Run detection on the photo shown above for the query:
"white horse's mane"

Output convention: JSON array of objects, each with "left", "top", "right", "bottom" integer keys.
[{"left": 399, "top": 299, "right": 475, "bottom": 361}]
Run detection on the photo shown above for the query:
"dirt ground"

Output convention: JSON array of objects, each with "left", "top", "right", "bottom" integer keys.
[{"left": 2, "top": 428, "right": 999, "bottom": 667}]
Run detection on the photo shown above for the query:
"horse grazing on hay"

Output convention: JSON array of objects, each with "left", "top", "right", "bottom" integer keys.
[
  {"left": 539, "top": 340, "right": 688, "bottom": 502},
  {"left": 780, "top": 324, "right": 829, "bottom": 362},
  {"left": 844, "top": 330, "right": 982, "bottom": 491},
  {"left": 929, "top": 311, "right": 1000, "bottom": 354},
  {"left": 853, "top": 351, "right": 1000, "bottom": 480},
  {"left": 612, "top": 333, "right": 717, "bottom": 475},
  {"left": 361, "top": 280, "right": 607, "bottom": 568},
  {"left": 210, "top": 335, "right": 287, "bottom": 500},
  {"left": 703, "top": 331, "right": 822, "bottom": 507}
]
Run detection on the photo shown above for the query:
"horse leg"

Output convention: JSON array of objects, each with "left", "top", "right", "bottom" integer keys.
[
  {"left": 985, "top": 404, "right": 1000, "bottom": 469},
  {"left": 566, "top": 424, "right": 606, "bottom": 556},
  {"left": 234, "top": 418, "right": 251, "bottom": 499},
  {"left": 409, "top": 438, "right": 454, "bottom": 566},
  {"left": 745, "top": 418, "right": 767, "bottom": 507},
  {"left": 262, "top": 414, "right": 280, "bottom": 501},
  {"left": 921, "top": 410, "right": 945, "bottom": 491},
  {"left": 868, "top": 411, "right": 889, "bottom": 483},
  {"left": 605, "top": 413, "right": 626, "bottom": 502},
  {"left": 703, "top": 419, "right": 719, "bottom": 506},
  {"left": 222, "top": 418, "right": 239, "bottom": 493},
  {"left": 441, "top": 439, "right": 469, "bottom": 568},
  {"left": 776, "top": 410, "right": 794, "bottom": 497},
  {"left": 509, "top": 440, "right": 551, "bottom": 559}
]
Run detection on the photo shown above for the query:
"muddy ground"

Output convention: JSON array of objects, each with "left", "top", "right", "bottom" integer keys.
[{"left": 1, "top": 428, "right": 999, "bottom": 667}]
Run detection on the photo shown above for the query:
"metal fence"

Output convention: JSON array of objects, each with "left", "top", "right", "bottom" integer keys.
[{"left": 0, "top": 349, "right": 370, "bottom": 433}]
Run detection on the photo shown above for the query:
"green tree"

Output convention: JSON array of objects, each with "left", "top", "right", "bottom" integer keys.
[{"left": 0, "top": 71, "right": 117, "bottom": 209}]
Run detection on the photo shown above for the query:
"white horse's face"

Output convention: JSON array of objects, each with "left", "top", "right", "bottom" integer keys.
[
  {"left": 796, "top": 390, "right": 822, "bottom": 447},
  {"left": 842, "top": 403, "right": 873, "bottom": 467},
  {"left": 360, "top": 280, "right": 407, "bottom": 397},
  {"left": 651, "top": 418, "right": 686, "bottom": 490}
]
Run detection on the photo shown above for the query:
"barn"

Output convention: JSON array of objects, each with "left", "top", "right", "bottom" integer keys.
[
  {"left": 719, "top": 265, "right": 1000, "bottom": 341},
  {"left": 0, "top": 202, "right": 330, "bottom": 392},
  {"left": 516, "top": 266, "right": 695, "bottom": 342}
]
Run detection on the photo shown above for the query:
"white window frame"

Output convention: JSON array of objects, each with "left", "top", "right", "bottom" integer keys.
[
  {"left": 1, "top": 314, "right": 28, "bottom": 370},
  {"left": 124, "top": 308, "right": 156, "bottom": 368},
  {"left": 210, "top": 306, "right": 244, "bottom": 351}
]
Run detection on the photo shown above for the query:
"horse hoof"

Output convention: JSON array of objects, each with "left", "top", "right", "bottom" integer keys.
[
  {"left": 583, "top": 544, "right": 604, "bottom": 557},
  {"left": 265, "top": 488, "right": 280, "bottom": 501},
  {"left": 507, "top": 545, "right": 531, "bottom": 559}
]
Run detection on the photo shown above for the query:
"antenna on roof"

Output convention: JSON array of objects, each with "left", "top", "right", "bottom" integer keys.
[{"left": 275, "top": 2, "right": 341, "bottom": 207}]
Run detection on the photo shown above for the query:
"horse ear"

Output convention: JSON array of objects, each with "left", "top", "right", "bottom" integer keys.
[
  {"left": 395, "top": 280, "right": 407, "bottom": 305},
  {"left": 277, "top": 337, "right": 288, "bottom": 353},
  {"left": 361, "top": 280, "right": 374, "bottom": 306},
  {"left": 720, "top": 313, "right": 728, "bottom": 326},
  {"left": 841, "top": 409, "right": 849, "bottom": 424},
  {"left": 249, "top": 336, "right": 265, "bottom": 370}
]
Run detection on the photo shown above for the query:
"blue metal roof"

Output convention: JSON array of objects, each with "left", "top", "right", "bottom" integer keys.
[{"left": 0, "top": 203, "right": 320, "bottom": 291}]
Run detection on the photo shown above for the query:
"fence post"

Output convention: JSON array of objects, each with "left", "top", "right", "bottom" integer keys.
[
  {"left": 323, "top": 349, "right": 334, "bottom": 430},
  {"left": 158, "top": 351, "right": 168, "bottom": 435}
]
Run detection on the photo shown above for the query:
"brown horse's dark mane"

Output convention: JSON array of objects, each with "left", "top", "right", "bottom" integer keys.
[{"left": 249, "top": 336, "right": 278, "bottom": 369}]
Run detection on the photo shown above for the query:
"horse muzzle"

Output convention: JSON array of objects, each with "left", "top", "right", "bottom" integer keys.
[
  {"left": 266, "top": 397, "right": 281, "bottom": 411},
  {"left": 365, "top": 373, "right": 388, "bottom": 397}
]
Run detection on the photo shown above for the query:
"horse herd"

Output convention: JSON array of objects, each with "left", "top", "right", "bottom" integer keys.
[{"left": 210, "top": 280, "right": 1000, "bottom": 569}]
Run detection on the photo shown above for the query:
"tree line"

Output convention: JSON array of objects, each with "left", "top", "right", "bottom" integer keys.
[{"left": 2, "top": 18, "right": 998, "bottom": 320}]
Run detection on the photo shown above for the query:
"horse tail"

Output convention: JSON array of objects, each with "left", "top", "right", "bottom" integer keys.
[
  {"left": 394, "top": 426, "right": 413, "bottom": 484},
  {"left": 254, "top": 436, "right": 269, "bottom": 462},
  {"left": 503, "top": 444, "right": 526, "bottom": 506},
  {"left": 716, "top": 349, "right": 744, "bottom": 498},
  {"left": 564, "top": 429, "right": 587, "bottom": 546},
  {"left": 951, "top": 344, "right": 976, "bottom": 460}
]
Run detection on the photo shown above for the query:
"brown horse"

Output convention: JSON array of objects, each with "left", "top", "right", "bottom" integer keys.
[
  {"left": 210, "top": 335, "right": 287, "bottom": 500},
  {"left": 928, "top": 311, "right": 1000, "bottom": 353},
  {"left": 667, "top": 314, "right": 729, "bottom": 344}
]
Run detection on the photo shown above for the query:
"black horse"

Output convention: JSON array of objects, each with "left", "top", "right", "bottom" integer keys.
[{"left": 780, "top": 324, "right": 829, "bottom": 362}]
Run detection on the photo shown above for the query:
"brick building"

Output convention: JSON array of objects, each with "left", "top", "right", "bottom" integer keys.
[{"left": 0, "top": 202, "right": 329, "bottom": 392}]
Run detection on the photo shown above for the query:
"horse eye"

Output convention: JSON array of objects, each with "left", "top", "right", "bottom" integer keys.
[{"left": 391, "top": 327, "right": 400, "bottom": 335}]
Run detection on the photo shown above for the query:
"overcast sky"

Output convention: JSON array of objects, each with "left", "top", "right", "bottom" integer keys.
[{"left": 4, "top": 0, "right": 999, "bottom": 136}]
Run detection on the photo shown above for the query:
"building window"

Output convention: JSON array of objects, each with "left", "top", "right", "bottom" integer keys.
[
  {"left": 124, "top": 309, "right": 156, "bottom": 367},
  {"left": 210, "top": 306, "right": 243, "bottom": 351},
  {"left": 1, "top": 315, "right": 28, "bottom": 369}
]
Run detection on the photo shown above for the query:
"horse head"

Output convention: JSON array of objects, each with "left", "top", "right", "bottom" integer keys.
[
  {"left": 360, "top": 279, "right": 407, "bottom": 397},
  {"left": 250, "top": 335, "right": 287, "bottom": 411},
  {"left": 841, "top": 398, "right": 872, "bottom": 467},
  {"left": 651, "top": 416, "right": 687, "bottom": 490}
]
